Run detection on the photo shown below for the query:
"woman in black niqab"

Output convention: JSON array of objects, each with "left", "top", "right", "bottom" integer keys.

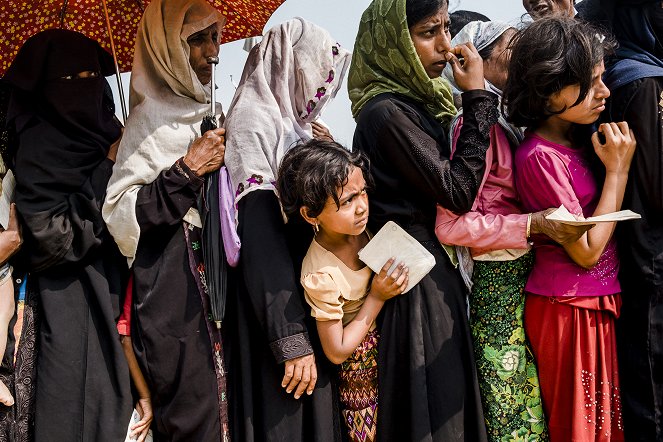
[{"left": 2, "top": 29, "right": 132, "bottom": 442}]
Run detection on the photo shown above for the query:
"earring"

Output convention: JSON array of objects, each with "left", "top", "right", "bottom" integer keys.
[{"left": 313, "top": 223, "right": 320, "bottom": 234}]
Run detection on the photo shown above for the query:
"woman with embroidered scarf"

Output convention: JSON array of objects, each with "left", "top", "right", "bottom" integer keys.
[
  {"left": 2, "top": 30, "right": 132, "bottom": 441},
  {"left": 222, "top": 18, "right": 350, "bottom": 441},
  {"left": 102, "top": 0, "right": 229, "bottom": 439},
  {"left": 434, "top": 20, "right": 593, "bottom": 441},
  {"left": 596, "top": 1, "right": 663, "bottom": 439},
  {"left": 349, "top": 0, "right": 497, "bottom": 439}
]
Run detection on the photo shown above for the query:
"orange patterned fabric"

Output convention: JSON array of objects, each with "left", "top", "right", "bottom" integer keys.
[{"left": 0, "top": 0, "right": 285, "bottom": 76}]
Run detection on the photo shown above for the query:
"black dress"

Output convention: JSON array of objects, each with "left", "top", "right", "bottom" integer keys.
[
  {"left": 13, "top": 120, "right": 132, "bottom": 442},
  {"left": 132, "top": 159, "right": 226, "bottom": 441},
  {"left": 605, "top": 76, "right": 663, "bottom": 441},
  {"left": 226, "top": 190, "right": 343, "bottom": 442},
  {"left": 353, "top": 91, "right": 498, "bottom": 441}
]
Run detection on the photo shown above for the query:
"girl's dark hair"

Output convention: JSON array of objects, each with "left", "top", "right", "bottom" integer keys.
[
  {"left": 502, "top": 17, "right": 615, "bottom": 129},
  {"left": 406, "top": 0, "right": 447, "bottom": 28},
  {"left": 277, "top": 139, "right": 372, "bottom": 219}
]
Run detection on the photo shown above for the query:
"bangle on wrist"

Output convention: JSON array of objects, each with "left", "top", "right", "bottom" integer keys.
[{"left": 526, "top": 213, "right": 532, "bottom": 239}]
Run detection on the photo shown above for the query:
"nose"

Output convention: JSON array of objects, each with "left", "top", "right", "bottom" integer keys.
[
  {"left": 203, "top": 37, "right": 220, "bottom": 58},
  {"left": 596, "top": 78, "right": 610, "bottom": 99},
  {"left": 436, "top": 30, "right": 451, "bottom": 53},
  {"left": 356, "top": 193, "right": 368, "bottom": 214}
]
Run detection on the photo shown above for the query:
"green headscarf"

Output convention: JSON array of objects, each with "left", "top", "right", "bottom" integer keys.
[{"left": 348, "top": 0, "right": 456, "bottom": 124}]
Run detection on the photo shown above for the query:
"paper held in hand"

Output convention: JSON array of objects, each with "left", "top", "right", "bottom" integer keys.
[
  {"left": 545, "top": 205, "right": 641, "bottom": 226},
  {"left": 358, "top": 221, "right": 435, "bottom": 293},
  {"left": 0, "top": 171, "right": 15, "bottom": 229}
]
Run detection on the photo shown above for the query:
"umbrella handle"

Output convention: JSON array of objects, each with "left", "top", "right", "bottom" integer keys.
[
  {"left": 101, "top": 0, "right": 128, "bottom": 123},
  {"left": 207, "top": 56, "right": 219, "bottom": 120}
]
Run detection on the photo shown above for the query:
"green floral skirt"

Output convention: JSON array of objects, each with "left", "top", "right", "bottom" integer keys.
[{"left": 469, "top": 253, "right": 548, "bottom": 442}]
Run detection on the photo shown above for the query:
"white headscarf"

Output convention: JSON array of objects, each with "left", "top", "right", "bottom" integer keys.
[
  {"left": 443, "top": 20, "right": 522, "bottom": 147},
  {"left": 224, "top": 18, "right": 351, "bottom": 207},
  {"left": 103, "top": 0, "right": 225, "bottom": 265}
]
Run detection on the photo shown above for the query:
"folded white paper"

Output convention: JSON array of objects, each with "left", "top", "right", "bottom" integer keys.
[
  {"left": 0, "top": 171, "right": 15, "bottom": 229},
  {"left": 545, "top": 205, "right": 641, "bottom": 226},
  {"left": 358, "top": 221, "right": 435, "bottom": 293}
]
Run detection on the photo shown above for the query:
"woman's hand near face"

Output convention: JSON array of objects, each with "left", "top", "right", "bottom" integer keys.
[
  {"left": 446, "top": 42, "right": 485, "bottom": 91},
  {"left": 183, "top": 127, "right": 226, "bottom": 176}
]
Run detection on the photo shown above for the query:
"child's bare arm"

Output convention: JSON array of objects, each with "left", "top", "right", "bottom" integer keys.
[
  {"left": 317, "top": 259, "right": 408, "bottom": 365},
  {"left": 121, "top": 335, "right": 153, "bottom": 441},
  {"left": 0, "top": 204, "right": 21, "bottom": 265},
  {"left": 563, "top": 122, "right": 636, "bottom": 268}
]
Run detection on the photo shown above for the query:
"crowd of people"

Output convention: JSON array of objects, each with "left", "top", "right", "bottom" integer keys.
[{"left": 0, "top": 0, "right": 660, "bottom": 441}]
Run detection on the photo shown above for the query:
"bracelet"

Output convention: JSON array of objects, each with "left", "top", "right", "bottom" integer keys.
[{"left": 526, "top": 213, "right": 532, "bottom": 239}]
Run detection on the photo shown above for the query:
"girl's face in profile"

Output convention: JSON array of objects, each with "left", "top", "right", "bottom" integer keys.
[
  {"left": 314, "top": 167, "right": 369, "bottom": 238},
  {"left": 547, "top": 62, "right": 610, "bottom": 126},
  {"left": 409, "top": 6, "right": 452, "bottom": 79}
]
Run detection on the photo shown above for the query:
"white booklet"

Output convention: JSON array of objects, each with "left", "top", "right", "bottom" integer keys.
[
  {"left": 0, "top": 171, "right": 15, "bottom": 229},
  {"left": 545, "top": 205, "right": 641, "bottom": 226},
  {"left": 358, "top": 221, "right": 435, "bottom": 293},
  {"left": 124, "top": 409, "right": 153, "bottom": 442}
]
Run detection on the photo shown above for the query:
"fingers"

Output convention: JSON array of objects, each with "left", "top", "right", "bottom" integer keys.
[
  {"left": 307, "top": 363, "right": 318, "bottom": 395},
  {"left": 285, "top": 363, "right": 303, "bottom": 393},
  {"left": 293, "top": 364, "right": 311, "bottom": 399},
  {"left": 591, "top": 131, "right": 602, "bottom": 149},
  {"left": 616, "top": 121, "right": 629, "bottom": 136},
  {"left": 450, "top": 41, "right": 479, "bottom": 60},
  {"left": 282, "top": 362, "right": 294, "bottom": 389},
  {"left": 6, "top": 204, "right": 18, "bottom": 232},
  {"left": 601, "top": 122, "right": 616, "bottom": 141},
  {"left": 378, "top": 257, "right": 396, "bottom": 277}
]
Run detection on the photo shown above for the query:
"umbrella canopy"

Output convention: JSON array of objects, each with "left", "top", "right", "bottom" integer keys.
[{"left": 0, "top": 0, "right": 286, "bottom": 76}]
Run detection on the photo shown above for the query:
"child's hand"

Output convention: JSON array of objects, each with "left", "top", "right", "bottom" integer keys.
[
  {"left": 130, "top": 397, "right": 153, "bottom": 442},
  {"left": 592, "top": 122, "right": 636, "bottom": 175},
  {"left": 445, "top": 42, "right": 485, "bottom": 92},
  {"left": 369, "top": 258, "right": 409, "bottom": 301},
  {"left": 0, "top": 204, "right": 22, "bottom": 263}
]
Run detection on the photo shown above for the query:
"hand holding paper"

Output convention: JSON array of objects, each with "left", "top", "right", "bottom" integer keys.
[
  {"left": 358, "top": 221, "right": 435, "bottom": 293},
  {"left": 545, "top": 205, "right": 641, "bottom": 226}
]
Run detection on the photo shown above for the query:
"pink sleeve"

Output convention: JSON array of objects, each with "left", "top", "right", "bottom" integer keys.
[
  {"left": 516, "top": 148, "right": 583, "bottom": 216},
  {"left": 435, "top": 206, "right": 528, "bottom": 251},
  {"left": 116, "top": 274, "right": 133, "bottom": 336},
  {"left": 436, "top": 121, "right": 528, "bottom": 252}
]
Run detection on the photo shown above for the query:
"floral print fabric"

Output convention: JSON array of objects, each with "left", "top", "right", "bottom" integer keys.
[{"left": 470, "top": 253, "right": 548, "bottom": 442}]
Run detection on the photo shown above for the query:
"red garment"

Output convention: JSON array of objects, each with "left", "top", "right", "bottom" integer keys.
[
  {"left": 116, "top": 274, "right": 133, "bottom": 336},
  {"left": 525, "top": 293, "right": 624, "bottom": 441}
]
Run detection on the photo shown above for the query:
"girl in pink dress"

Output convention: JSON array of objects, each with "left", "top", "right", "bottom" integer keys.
[{"left": 504, "top": 17, "right": 636, "bottom": 441}]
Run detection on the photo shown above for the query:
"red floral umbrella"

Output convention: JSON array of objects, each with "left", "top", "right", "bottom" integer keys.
[{"left": 0, "top": 0, "right": 285, "bottom": 76}]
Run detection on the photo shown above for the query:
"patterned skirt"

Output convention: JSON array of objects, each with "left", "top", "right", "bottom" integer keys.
[
  {"left": 470, "top": 253, "right": 549, "bottom": 441},
  {"left": 339, "top": 328, "right": 379, "bottom": 442}
]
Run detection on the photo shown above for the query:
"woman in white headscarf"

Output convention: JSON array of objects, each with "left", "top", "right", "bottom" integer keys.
[
  {"left": 435, "top": 21, "right": 590, "bottom": 441},
  {"left": 103, "top": 0, "right": 229, "bottom": 439},
  {"left": 222, "top": 17, "right": 350, "bottom": 441}
]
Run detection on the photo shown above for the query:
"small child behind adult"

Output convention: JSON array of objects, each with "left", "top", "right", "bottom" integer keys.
[
  {"left": 0, "top": 203, "right": 21, "bottom": 406},
  {"left": 277, "top": 139, "right": 409, "bottom": 442},
  {"left": 117, "top": 275, "right": 153, "bottom": 442}
]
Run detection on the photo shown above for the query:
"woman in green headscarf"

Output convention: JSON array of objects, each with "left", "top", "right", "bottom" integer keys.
[{"left": 349, "top": 0, "right": 497, "bottom": 440}]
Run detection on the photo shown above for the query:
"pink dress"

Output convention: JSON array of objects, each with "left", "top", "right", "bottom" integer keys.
[{"left": 514, "top": 132, "right": 624, "bottom": 442}]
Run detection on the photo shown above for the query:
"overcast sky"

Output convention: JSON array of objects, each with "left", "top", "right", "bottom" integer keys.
[{"left": 110, "top": 0, "right": 530, "bottom": 145}]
